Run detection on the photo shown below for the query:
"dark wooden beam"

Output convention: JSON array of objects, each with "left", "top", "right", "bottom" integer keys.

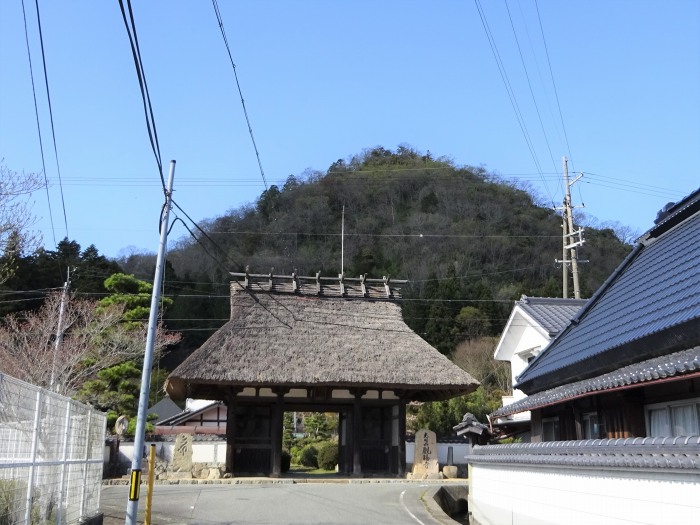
[
  {"left": 270, "top": 391, "right": 284, "bottom": 477},
  {"left": 225, "top": 388, "right": 239, "bottom": 474},
  {"left": 352, "top": 392, "right": 362, "bottom": 476},
  {"left": 398, "top": 401, "right": 407, "bottom": 476}
]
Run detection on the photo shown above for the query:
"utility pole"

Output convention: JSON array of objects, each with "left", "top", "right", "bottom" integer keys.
[
  {"left": 49, "top": 268, "right": 71, "bottom": 393},
  {"left": 555, "top": 157, "right": 586, "bottom": 299},
  {"left": 561, "top": 197, "right": 569, "bottom": 299},
  {"left": 125, "top": 160, "right": 176, "bottom": 525}
]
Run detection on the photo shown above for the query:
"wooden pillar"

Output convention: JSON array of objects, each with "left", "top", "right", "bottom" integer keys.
[
  {"left": 270, "top": 389, "right": 286, "bottom": 477},
  {"left": 351, "top": 390, "right": 364, "bottom": 476},
  {"left": 398, "top": 401, "right": 406, "bottom": 476},
  {"left": 225, "top": 389, "right": 238, "bottom": 474},
  {"left": 530, "top": 410, "right": 542, "bottom": 442},
  {"left": 338, "top": 411, "right": 348, "bottom": 474}
]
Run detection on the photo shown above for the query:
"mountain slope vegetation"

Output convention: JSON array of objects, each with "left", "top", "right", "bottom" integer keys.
[{"left": 163, "top": 146, "right": 631, "bottom": 355}]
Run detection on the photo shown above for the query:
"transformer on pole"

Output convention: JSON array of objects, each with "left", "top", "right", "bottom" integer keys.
[{"left": 555, "top": 157, "right": 586, "bottom": 299}]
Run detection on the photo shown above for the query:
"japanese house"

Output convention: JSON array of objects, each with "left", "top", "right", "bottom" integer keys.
[
  {"left": 491, "top": 296, "right": 586, "bottom": 440},
  {"left": 490, "top": 188, "right": 700, "bottom": 441}
]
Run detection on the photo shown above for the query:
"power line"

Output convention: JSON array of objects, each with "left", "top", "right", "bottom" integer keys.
[
  {"left": 534, "top": 0, "right": 575, "bottom": 171},
  {"left": 21, "top": 0, "right": 56, "bottom": 247},
  {"left": 48, "top": 161, "right": 688, "bottom": 194},
  {"left": 504, "top": 0, "right": 559, "bottom": 182},
  {"left": 117, "top": 0, "right": 165, "bottom": 191},
  {"left": 170, "top": 200, "right": 298, "bottom": 327},
  {"left": 33, "top": 0, "right": 69, "bottom": 239},
  {"left": 203, "top": 230, "right": 562, "bottom": 239},
  {"left": 171, "top": 201, "right": 244, "bottom": 270},
  {"left": 473, "top": 0, "right": 547, "bottom": 189},
  {"left": 211, "top": 0, "right": 268, "bottom": 190},
  {"left": 50, "top": 171, "right": 689, "bottom": 200}
]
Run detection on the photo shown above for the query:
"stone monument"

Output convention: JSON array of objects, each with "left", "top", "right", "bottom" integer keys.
[
  {"left": 412, "top": 428, "right": 439, "bottom": 479},
  {"left": 171, "top": 433, "right": 193, "bottom": 477}
]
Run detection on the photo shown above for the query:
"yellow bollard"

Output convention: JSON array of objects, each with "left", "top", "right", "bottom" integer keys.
[{"left": 144, "top": 444, "right": 156, "bottom": 525}]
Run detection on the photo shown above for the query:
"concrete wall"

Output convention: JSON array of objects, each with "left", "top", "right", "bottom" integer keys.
[{"left": 469, "top": 463, "right": 700, "bottom": 525}]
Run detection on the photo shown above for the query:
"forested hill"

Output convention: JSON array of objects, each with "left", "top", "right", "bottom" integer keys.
[{"left": 159, "top": 146, "right": 631, "bottom": 355}]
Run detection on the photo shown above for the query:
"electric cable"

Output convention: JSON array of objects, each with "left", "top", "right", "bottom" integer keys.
[
  {"left": 20, "top": 0, "right": 56, "bottom": 248},
  {"left": 535, "top": 0, "right": 575, "bottom": 171},
  {"left": 504, "top": 0, "right": 558, "bottom": 186},
  {"left": 117, "top": 0, "right": 165, "bottom": 191},
  {"left": 202, "top": 231, "right": 563, "bottom": 239},
  {"left": 170, "top": 201, "right": 295, "bottom": 328},
  {"left": 211, "top": 0, "right": 268, "bottom": 190},
  {"left": 33, "top": 0, "right": 69, "bottom": 239},
  {"left": 52, "top": 170, "right": 689, "bottom": 199},
  {"left": 473, "top": 0, "right": 547, "bottom": 186}
]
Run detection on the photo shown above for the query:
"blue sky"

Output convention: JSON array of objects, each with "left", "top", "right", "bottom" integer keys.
[{"left": 1, "top": 1, "right": 698, "bottom": 259}]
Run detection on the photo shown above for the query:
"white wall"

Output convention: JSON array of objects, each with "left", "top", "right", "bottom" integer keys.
[
  {"left": 469, "top": 464, "right": 700, "bottom": 525},
  {"left": 114, "top": 440, "right": 471, "bottom": 468},
  {"left": 405, "top": 442, "right": 471, "bottom": 466},
  {"left": 114, "top": 440, "right": 226, "bottom": 467}
]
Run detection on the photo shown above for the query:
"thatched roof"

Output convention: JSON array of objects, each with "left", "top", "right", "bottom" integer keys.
[{"left": 166, "top": 275, "right": 478, "bottom": 402}]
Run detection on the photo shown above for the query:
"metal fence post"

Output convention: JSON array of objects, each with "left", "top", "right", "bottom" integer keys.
[
  {"left": 56, "top": 401, "right": 73, "bottom": 525},
  {"left": 25, "top": 389, "right": 43, "bottom": 525},
  {"left": 79, "top": 410, "right": 93, "bottom": 520}
]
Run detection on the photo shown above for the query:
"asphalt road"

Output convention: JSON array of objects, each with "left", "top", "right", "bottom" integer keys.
[{"left": 100, "top": 482, "right": 460, "bottom": 525}]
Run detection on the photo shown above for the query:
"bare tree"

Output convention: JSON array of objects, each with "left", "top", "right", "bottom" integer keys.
[
  {"left": 0, "top": 292, "right": 179, "bottom": 396},
  {"left": 452, "top": 336, "right": 512, "bottom": 394},
  {"left": 0, "top": 163, "right": 43, "bottom": 283}
]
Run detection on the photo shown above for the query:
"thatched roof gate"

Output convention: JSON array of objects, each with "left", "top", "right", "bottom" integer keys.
[{"left": 166, "top": 272, "right": 478, "bottom": 476}]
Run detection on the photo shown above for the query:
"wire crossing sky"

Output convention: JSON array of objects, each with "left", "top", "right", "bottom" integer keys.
[{"left": 1, "top": 1, "right": 698, "bottom": 258}]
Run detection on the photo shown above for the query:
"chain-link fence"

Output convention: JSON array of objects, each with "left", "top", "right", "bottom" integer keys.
[{"left": 0, "top": 373, "right": 105, "bottom": 525}]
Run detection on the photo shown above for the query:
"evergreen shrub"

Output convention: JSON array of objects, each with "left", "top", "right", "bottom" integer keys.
[
  {"left": 281, "top": 450, "right": 291, "bottom": 472},
  {"left": 317, "top": 441, "right": 339, "bottom": 471},
  {"left": 300, "top": 445, "right": 318, "bottom": 468}
]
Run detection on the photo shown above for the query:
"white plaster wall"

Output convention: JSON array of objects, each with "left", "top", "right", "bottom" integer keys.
[
  {"left": 405, "top": 442, "right": 470, "bottom": 466},
  {"left": 118, "top": 441, "right": 226, "bottom": 465},
  {"left": 118, "top": 441, "right": 175, "bottom": 465},
  {"left": 117, "top": 440, "right": 470, "bottom": 469},
  {"left": 469, "top": 464, "right": 700, "bottom": 525}
]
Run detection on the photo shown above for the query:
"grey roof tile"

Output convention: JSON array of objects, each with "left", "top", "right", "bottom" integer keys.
[
  {"left": 469, "top": 437, "right": 700, "bottom": 470},
  {"left": 517, "top": 297, "right": 587, "bottom": 336},
  {"left": 493, "top": 346, "right": 700, "bottom": 417}
]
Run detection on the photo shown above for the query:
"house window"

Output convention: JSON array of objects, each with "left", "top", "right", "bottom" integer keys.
[
  {"left": 646, "top": 398, "right": 700, "bottom": 437},
  {"left": 542, "top": 417, "right": 559, "bottom": 441},
  {"left": 582, "top": 412, "right": 600, "bottom": 439}
]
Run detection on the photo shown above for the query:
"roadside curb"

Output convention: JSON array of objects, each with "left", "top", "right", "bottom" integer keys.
[{"left": 102, "top": 477, "right": 467, "bottom": 486}]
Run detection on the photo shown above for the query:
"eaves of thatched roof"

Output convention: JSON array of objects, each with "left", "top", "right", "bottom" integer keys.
[{"left": 166, "top": 279, "right": 478, "bottom": 402}]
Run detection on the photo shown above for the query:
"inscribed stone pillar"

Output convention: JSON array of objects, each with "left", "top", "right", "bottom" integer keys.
[
  {"left": 172, "top": 433, "right": 193, "bottom": 475},
  {"left": 412, "top": 429, "right": 439, "bottom": 479}
]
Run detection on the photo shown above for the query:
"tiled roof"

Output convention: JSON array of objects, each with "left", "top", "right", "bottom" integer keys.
[
  {"left": 147, "top": 397, "right": 183, "bottom": 424},
  {"left": 493, "top": 346, "right": 700, "bottom": 418},
  {"left": 517, "top": 296, "right": 587, "bottom": 336},
  {"left": 157, "top": 400, "right": 222, "bottom": 426},
  {"left": 469, "top": 436, "right": 700, "bottom": 470},
  {"left": 516, "top": 189, "right": 700, "bottom": 393}
]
